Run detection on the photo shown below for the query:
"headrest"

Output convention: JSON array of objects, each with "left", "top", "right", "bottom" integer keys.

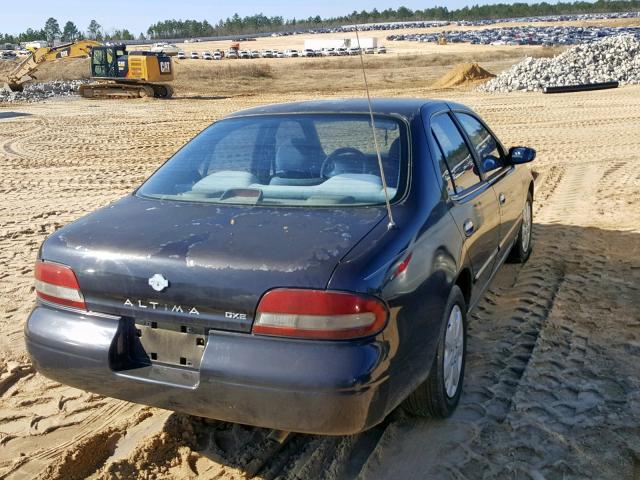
[{"left": 275, "top": 140, "right": 310, "bottom": 177}]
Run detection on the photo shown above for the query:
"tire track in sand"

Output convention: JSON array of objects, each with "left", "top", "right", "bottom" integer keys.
[
  {"left": 356, "top": 161, "right": 639, "bottom": 479},
  {"left": 1, "top": 86, "right": 639, "bottom": 480},
  {"left": 82, "top": 164, "right": 575, "bottom": 479}
]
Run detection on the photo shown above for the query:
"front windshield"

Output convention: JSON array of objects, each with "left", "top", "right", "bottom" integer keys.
[{"left": 137, "top": 113, "right": 407, "bottom": 207}]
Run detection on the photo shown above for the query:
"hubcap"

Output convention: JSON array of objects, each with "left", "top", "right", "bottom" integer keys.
[
  {"left": 443, "top": 305, "right": 464, "bottom": 398},
  {"left": 522, "top": 200, "right": 532, "bottom": 253}
]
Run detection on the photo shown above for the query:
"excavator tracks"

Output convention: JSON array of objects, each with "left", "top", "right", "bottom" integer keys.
[{"left": 79, "top": 82, "right": 173, "bottom": 99}]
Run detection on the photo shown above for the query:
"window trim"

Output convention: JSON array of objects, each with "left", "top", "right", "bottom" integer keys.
[
  {"left": 451, "top": 110, "right": 510, "bottom": 182},
  {"left": 430, "top": 126, "right": 457, "bottom": 197},
  {"left": 429, "top": 111, "right": 484, "bottom": 197},
  {"left": 135, "top": 112, "right": 413, "bottom": 209}
]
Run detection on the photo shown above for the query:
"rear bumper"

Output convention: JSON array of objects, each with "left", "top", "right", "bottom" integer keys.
[{"left": 25, "top": 305, "right": 391, "bottom": 435}]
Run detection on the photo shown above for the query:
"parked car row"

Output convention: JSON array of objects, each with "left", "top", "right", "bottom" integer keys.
[
  {"left": 0, "top": 51, "right": 17, "bottom": 60},
  {"left": 259, "top": 10, "right": 640, "bottom": 38},
  {"left": 176, "top": 46, "right": 387, "bottom": 60},
  {"left": 386, "top": 24, "right": 640, "bottom": 46},
  {"left": 141, "top": 11, "right": 639, "bottom": 48},
  {"left": 0, "top": 49, "right": 31, "bottom": 59},
  {"left": 312, "top": 46, "right": 386, "bottom": 56}
]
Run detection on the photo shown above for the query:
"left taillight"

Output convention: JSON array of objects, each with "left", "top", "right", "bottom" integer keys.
[{"left": 34, "top": 261, "right": 86, "bottom": 311}]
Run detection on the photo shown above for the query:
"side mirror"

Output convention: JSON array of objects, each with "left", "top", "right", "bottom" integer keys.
[
  {"left": 482, "top": 155, "right": 500, "bottom": 172},
  {"left": 508, "top": 147, "right": 536, "bottom": 164}
]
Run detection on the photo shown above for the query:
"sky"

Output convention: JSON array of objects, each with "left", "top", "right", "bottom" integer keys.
[{"left": 1, "top": 0, "right": 522, "bottom": 36}]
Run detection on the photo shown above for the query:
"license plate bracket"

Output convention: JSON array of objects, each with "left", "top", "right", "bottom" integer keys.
[{"left": 135, "top": 320, "right": 207, "bottom": 369}]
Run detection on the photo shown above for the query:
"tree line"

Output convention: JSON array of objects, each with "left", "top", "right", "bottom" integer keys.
[
  {"left": 145, "top": 0, "right": 640, "bottom": 38},
  {"left": 2, "top": 0, "right": 640, "bottom": 45},
  {"left": 0, "top": 18, "right": 137, "bottom": 45}
]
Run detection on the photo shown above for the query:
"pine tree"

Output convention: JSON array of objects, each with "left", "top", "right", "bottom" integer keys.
[
  {"left": 44, "top": 17, "right": 61, "bottom": 45},
  {"left": 62, "top": 21, "right": 80, "bottom": 42}
]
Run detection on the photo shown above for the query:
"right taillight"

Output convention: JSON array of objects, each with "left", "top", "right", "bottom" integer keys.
[
  {"left": 253, "top": 289, "right": 388, "bottom": 340},
  {"left": 34, "top": 260, "right": 86, "bottom": 311}
]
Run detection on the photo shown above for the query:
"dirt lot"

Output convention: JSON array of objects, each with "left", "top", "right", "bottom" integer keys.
[{"left": 1, "top": 44, "right": 640, "bottom": 479}]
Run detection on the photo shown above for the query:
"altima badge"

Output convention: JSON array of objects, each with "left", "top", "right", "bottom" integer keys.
[{"left": 148, "top": 274, "right": 169, "bottom": 292}]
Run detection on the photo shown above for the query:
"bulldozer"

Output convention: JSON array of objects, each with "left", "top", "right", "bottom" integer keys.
[{"left": 5, "top": 40, "right": 174, "bottom": 99}]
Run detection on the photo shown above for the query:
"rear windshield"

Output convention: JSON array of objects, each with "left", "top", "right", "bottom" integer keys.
[{"left": 137, "top": 114, "right": 407, "bottom": 207}]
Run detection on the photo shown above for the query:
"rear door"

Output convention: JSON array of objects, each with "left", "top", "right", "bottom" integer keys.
[
  {"left": 454, "top": 112, "right": 523, "bottom": 256},
  {"left": 430, "top": 112, "right": 501, "bottom": 304}
]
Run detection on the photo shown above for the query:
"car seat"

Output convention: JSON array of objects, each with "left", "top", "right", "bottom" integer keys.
[{"left": 270, "top": 140, "right": 323, "bottom": 186}]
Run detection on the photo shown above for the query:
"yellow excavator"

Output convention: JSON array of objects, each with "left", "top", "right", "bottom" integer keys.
[
  {"left": 6, "top": 40, "right": 174, "bottom": 98},
  {"left": 6, "top": 40, "right": 99, "bottom": 91}
]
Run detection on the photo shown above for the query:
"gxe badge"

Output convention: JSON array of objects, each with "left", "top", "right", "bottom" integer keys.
[{"left": 148, "top": 273, "right": 169, "bottom": 292}]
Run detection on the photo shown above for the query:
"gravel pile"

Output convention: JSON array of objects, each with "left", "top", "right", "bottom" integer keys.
[
  {"left": 0, "top": 80, "right": 87, "bottom": 103},
  {"left": 479, "top": 35, "right": 640, "bottom": 92}
]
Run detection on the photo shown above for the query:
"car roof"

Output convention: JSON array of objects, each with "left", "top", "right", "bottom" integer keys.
[{"left": 226, "top": 98, "right": 458, "bottom": 121}]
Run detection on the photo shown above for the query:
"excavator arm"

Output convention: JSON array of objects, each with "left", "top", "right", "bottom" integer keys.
[{"left": 6, "top": 40, "right": 101, "bottom": 92}]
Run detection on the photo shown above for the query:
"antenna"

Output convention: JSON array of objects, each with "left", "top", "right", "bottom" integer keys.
[{"left": 354, "top": 25, "right": 396, "bottom": 230}]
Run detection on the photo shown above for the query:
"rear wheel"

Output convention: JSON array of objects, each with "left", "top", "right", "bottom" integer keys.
[
  {"left": 508, "top": 192, "right": 533, "bottom": 263},
  {"left": 403, "top": 285, "right": 467, "bottom": 418}
]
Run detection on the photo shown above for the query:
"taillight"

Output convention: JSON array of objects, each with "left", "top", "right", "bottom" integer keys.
[
  {"left": 253, "top": 289, "right": 388, "bottom": 340},
  {"left": 34, "top": 261, "right": 86, "bottom": 310}
]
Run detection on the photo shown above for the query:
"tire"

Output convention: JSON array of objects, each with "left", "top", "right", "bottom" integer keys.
[
  {"left": 508, "top": 191, "right": 533, "bottom": 264},
  {"left": 403, "top": 285, "right": 467, "bottom": 418}
]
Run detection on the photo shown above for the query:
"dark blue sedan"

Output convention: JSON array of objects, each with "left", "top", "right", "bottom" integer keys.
[{"left": 25, "top": 99, "right": 535, "bottom": 435}]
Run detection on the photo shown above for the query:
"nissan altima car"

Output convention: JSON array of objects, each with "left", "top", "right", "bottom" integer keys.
[{"left": 25, "top": 99, "right": 535, "bottom": 435}]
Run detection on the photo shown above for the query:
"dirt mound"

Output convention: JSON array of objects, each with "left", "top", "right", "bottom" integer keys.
[
  {"left": 433, "top": 62, "right": 495, "bottom": 88},
  {"left": 0, "top": 60, "right": 18, "bottom": 82},
  {"left": 33, "top": 57, "right": 90, "bottom": 82},
  {"left": 0, "top": 57, "right": 89, "bottom": 84}
]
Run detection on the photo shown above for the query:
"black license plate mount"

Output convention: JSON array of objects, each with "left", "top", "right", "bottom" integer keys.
[{"left": 135, "top": 320, "right": 208, "bottom": 369}]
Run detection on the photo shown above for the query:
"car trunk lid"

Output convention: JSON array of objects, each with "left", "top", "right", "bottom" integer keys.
[{"left": 41, "top": 195, "right": 385, "bottom": 333}]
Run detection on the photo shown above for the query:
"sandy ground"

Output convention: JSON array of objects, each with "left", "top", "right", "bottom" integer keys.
[{"left": 1, "top": 66, "right": 640, "bottom": 479}]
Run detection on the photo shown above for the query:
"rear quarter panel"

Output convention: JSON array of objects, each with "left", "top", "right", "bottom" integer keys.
[{"left": 328, "top": 108, "right": 465, "bottom": 412}]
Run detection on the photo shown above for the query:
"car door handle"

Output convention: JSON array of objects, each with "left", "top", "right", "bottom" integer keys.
[
  {"left": 499, "top": 193, "right": 506, "bottom": 205},
  {"left": 463, "top": 220, "right": 475, "bottom": 237}
]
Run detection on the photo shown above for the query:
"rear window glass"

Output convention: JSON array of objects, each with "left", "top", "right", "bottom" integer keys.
[{"left": 137, "top": 114, "right": 407, "bottom": 207}]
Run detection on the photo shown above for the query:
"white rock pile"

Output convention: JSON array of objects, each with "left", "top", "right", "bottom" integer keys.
[
  {"left": 479, "top": 34, "right": 640, "bottom": 92},
  {"left": 0, "top": 80, "right": 87, "bottom": 103}
]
